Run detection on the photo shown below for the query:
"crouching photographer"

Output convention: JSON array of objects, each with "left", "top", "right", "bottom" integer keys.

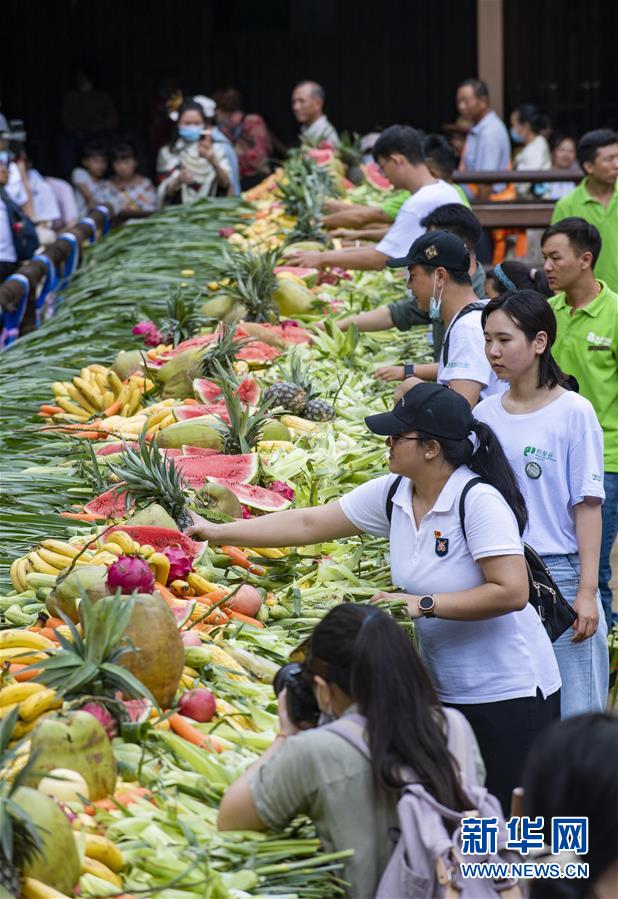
[{"left": 217, "top": 603, "right": 486, "bottom": 898}]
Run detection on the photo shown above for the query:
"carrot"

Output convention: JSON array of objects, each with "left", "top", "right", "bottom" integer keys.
[
  {"left": 84, "top": 786, "right": 153, "bottom": 814},
  {"left": 104, "top": 399, "right": 123, "bottom": 416},
  {"left": 204, "top": 586, "right": 229, "bottom": 603},
  {"left": 155, "top": 582, "right": 181, "bottom": 609},
  {"left": 39, "top": 404, "right": 63, "bottom": 415},
  {"left": 168, "top": 713, "right": 225, "bottom": 752},
  {"left": 220, "top": 545, "right": 266, "bottom": 576},
  {"left": 227, "top": 609, "right": 265, "bottom": 628},
  {"left": 60, "top": 511, "right": 100, "bottom": 521},
  {"left": 182, "top": 398, "right": 200, "bottom": 405},
  {"left": 9, "top": 664, "right": 41, "bottom": 682}
]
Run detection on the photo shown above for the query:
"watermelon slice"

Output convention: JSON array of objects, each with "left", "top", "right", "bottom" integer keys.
[
  {"left": 83, "top": 486, "right": 130, "bottom": 519},
  {"left": 207, "top": 477, "right": 292, "bottom": 511},
  {"left": 192, "top": 378, "right": 221, "bottom": 403},
  {"left": 173, "top": 403, "right": 230, "bottom": 423},
  {"left": 174, "top": 453, "right": 259, "bottom": 486},
  {"left": 95, "top": 442, "right": 183, "bottom": 458},
  {"left": 156, "top": 330, "right": 280, "bottom": 366},
  {"left": 362, "top": 161, "right": 392, "bottom": 190},
  {"left": 181, "top": 446, "right": 221, "bottom": 456},
  {"left": 274, "top": 266, "right": 319, "bottom": 287},
  {"left": 107, "top": 525, "right": 200, "bottom": 559},
  {"left": 192, "top": 376, "right": 260, "bottom": 407}
]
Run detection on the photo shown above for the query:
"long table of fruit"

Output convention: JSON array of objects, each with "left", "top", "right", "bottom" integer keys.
[{"left": 0, "top": 152, "right": 434, "bottom": 899}]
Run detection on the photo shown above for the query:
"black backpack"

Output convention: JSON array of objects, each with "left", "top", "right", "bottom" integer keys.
[
  {"left": 385, "top": 475, "right": 576, "bottom": 642},
  {"left": 0, "top": 187, "right": 39, "bottom": 261}
]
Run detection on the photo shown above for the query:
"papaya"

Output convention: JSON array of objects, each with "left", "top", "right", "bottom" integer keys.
[{"left": 272, "top": 280, "right": 316, "bottom": 317}]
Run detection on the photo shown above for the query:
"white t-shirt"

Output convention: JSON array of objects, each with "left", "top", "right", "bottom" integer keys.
[
  {"left": 339, "top": 466, "right": 560, "bottom": 704},
  {"left": 6, "top": 162, "right": 28, "bottom": 206},
  {"left": 474, "top": 391, "right": 605, "bottom": 555},
  {"left": 0, "top": 197, "right": 16, "bottom": 262},
  {"left": 376, "top": 180, "right": 463, "bottom": 259},
  {"left": 438, "top": 304, "right": 508, "bottom": 400}
]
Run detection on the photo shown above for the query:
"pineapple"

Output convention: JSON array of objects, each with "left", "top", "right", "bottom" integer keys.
[
  {"left": 263, "top": 383, "right": 308, "bottom": 415},
  {"left": 302, "top": 398, "right": 336, "bottom": 422},
  {"left": 201, "top": 323, "right": 251, "bottom": 379},
  {"left": 0, "top": 709, "right": 43, "bottom": 897},
  {"left": 211, "top": 362, "right": 276, "bottom": 455},
  {"left": 107, "top": 431, "right": 192, "bottom": 529},
  {"left": 159, "top": 287, "right": 204, "bottom": 347},
  {"left": 219, "top": 247, "right": 279, "bottom": 323}
]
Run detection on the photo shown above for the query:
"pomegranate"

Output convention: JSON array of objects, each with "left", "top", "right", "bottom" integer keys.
[
  {"left": 227, "top": 584, "right": 263, "bottom": 617},
  {"left": 178, "top": 688, "right": 216, "bottom": 722}
]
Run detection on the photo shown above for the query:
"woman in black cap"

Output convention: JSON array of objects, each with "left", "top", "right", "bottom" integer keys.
[{"left": 187, "top": 382, "right": 561, "bottom": 811}]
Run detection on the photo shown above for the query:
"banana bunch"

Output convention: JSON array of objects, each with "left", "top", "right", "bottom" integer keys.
[
  {"left": 80, "top": 832, "right": 124, "bottom": 888},
  {"left": 44, "top": 365, "right": 153, "bottom": 422},
  {"left": 11, "top": 539, "right": 96, "bottom": 588},
  {"left": 247, "top": 546, "right": 289, "bottom": 559},
  {"left": 143, "top": 399, "right": 178, "bottom": 437},
  {"left": 0, "top": 647, "right": 62, "bottom": 737}
]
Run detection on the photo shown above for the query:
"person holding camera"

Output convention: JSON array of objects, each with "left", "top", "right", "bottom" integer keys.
[
  {"left": 218, "top": 603, "right": 484, "bottom": 898},
  {"left": 156, "top": 100, "right": 232, "bottom": 208},
  {"left": 188, "top": 382, "right": 561, "bottom": 813}
]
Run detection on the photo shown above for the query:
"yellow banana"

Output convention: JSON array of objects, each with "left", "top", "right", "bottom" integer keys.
[
  {"left": 98, "top": 542, "right": 124, "bottom": 557},
  {"left": 21, "top": 877, "right": 72, "bottom": 899},
  {"left": 40, "top": 539, "right": 81, "bottom": 559},
  {"left": 83, "top": 833, "right": 124, "bottom": 872},
  {"left": 159, "top": 413, "right": 176, "bottom": 429},
  {"left": 37, "top": 546, "right": 76, "bottom": 571},
  {"left": 51, "top": 381, "right": 70, "bottom": 397},
  {"left": 187, "top": 571, "right": 221, "bottom": 595},
  {"left": 170, "top": 579, "right": 193, "bottom": 596},
  {"left": 89, "top": 551, "right": 119, "bottom": 566},
  {"left": 146, "top": 405, "right": 172, "bottom": 428},
  {"left": 66, "top": 383, "right": 97, "bottom": 414},
  {"left": 138, "top": 543, "right": 155, "bottom": 559},
  {"left": 0, "top": 702, "right": 18, "bottom": 720},
  {"left": 180, "top": 673, "right": 195, "bottom": 689},
  {"left": 80, "top": 857, "right": 123, "bottom": 888},
  {"left": 0, "top": 647, "right": 46, "bottom": 665},
  {"left": 56, "top": 397, "right": 90, "bottom": 420},
  {"left": 19, "top": 687, "right": 62, "bottom": 722},
  {"left": 27, "top": 550, "right": 61, "bottom": 576},
  {"left": 74, "top": 375, "right": 104, "bottom": 409},
  {"left": 0, "top": 629, "right": 54, "bottom": 651},
  {"left": 10, "top": 556, "right": 28, "bottom": 591},
  {"left": 114, "top": 382, "right": 130, "bottom": 410},
  {"left": 249, "top": 546, "right": 286, "bottom": 559},
  {"left": 148, "top": 552, "right": 171, "bottom": 584},
  {"left": 93, "top": 370, "right": 110, "bottom": 391},
  {"left": 105, "top": 531, "right": 136, "bottom": 554},
  {"left": 0, "top": 681, "right": 46, "bottom": 707},
  {"left": 107, "top": 369, "right": 124, "bottom": 397},
  {"left": 125, "top": 384, "right": 143, "bottom": 417},
  {"left": 88, "top": 363, "right": 109, "bottom": 374},
  {"left": 11, "top": 712, "right": 55, "bottom": 739}
]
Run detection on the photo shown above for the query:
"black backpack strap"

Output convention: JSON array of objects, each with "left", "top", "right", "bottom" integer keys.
[
  {"left": 441, "top": 302, "right": 486, "bottom": 367},
  {"left": 385, "top": 476, "right": 403, "bottom": 523},
  {"left": 458, "top": 477, "right": 484, "bottom": 542}
]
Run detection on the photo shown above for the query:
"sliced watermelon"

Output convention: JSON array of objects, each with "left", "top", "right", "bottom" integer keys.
[
  {"left": 235, "top": 341, "right": 281, "bottom": 364},
  {"left": 107, "top": 525, "right": 200, "bottom": 559},
  {"left": 208, "top": 477, "right": 292, "bottom": 511},
  {"left": 193, "top": 378, "right": 221, "bottom": 403},
  {"left": 192, "top": 376, "right": 260, "bottom": 407},
  {"left": 181, "top": 446, "right": 221, "bottom": 456},
  {"left": 250, "top": 322, "right": 312, "bottom": 345},
  {"left": 236, "top": 376, "right": 260, "bottom": 405},
  {"left": 174, "top": 453, "right": 259, "bottom": 486},
  {"left": 94, "top": 442, "right": 183, "bottom": 457},
  {"left": 173, "top": 403, "right": 229, "bottom": 423},
  {"left": 83, "top": 486, "right": 130, "bottom": 519},
  {"left": 362, "top": 161, "right": 392, "bottom": 190},
  {"left": 274, "top": 266, "right": 319, "bottom": 287}
]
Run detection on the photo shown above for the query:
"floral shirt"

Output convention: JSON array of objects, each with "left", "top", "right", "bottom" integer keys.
[
  {"left": 109, "top": 176, "right": 156, "bottom": 214},
  {"left": 219, "top": 112, "right": 272, "bottom": 179}
]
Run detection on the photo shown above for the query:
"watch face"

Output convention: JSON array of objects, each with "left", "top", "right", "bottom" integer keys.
[{"left": 419, "top": 595, "right": 434, "bottom": 611}]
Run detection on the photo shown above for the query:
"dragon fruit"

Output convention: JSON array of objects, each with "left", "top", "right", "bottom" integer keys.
[
  {"left": 132, "top": 320, "right": 166, "bottom": 347},
  {"left": 79, "top": 702, "right": 118, "bottom": 739},
  {"left": 270, "top": 481, "right": 295, "bottom": 502},
  {"left": 162, "top": 546, "right": 192, "bottom": 582},
  {"left": 106, "top": 556, "right": 155, "bottom": 593}
]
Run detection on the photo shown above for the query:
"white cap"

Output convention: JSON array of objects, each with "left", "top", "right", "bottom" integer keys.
[{"left": 193, "top": 95, "right": 216, "bottom": 119}]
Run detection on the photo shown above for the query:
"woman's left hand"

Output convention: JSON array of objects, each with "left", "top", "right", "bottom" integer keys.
[
  {"left": 571, "top": 588, "right": 599, "bottom": 642},
  {"left": 370, "top": 591, "right": 421, "bottom": 618}
]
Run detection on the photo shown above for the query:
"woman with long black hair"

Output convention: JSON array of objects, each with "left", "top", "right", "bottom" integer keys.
[
  {"left": 218, "top": 604, "right": 482, "bottom": 898},
  {"left": 475, "top": 290, "right": 608, "bottom": 718},
  {"left": 188, "top": 382, "right": 560, "bottom": 811}
]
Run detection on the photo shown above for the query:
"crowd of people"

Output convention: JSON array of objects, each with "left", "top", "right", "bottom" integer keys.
[{"left": 1, "top": 73, "right": 617, "bottom": 898}]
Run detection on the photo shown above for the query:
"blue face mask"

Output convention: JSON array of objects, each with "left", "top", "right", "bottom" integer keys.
[
  {"left": 428, "top": 273, "right": 444, "bottom": 321},
  {"left": 179, "top": 125, "right": 203, "bottom": 143},
  {"left": 510, "top": 127, "right": 525, "bottom": 145}
]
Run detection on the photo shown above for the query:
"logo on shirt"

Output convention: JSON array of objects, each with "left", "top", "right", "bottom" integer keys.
[
  {"left": 435, "top": 536, "right": 449, "bottom": 557},
  {"left": 586, "top": 332, "right": 611, "bottom": 350},
  {"left": 525, "top": 461, "right": 543, "bottom": 479},
  {"left": 425, "top": 244, "right": 438, "bottom": 260},
  {"left": 523, "top": 446, "right": 556, "bottom": 464}
]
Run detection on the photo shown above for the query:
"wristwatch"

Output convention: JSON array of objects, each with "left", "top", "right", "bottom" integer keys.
[
  {"left": 403, "top": 362, "right": 416, "bottom": 378},
  {"left": 418, "top": 595, "right": 435, "bottom": 618}
]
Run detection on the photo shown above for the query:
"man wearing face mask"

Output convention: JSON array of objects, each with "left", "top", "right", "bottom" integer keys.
[{"left": 390, "top": 231, "right": 507, "bottom": 408}]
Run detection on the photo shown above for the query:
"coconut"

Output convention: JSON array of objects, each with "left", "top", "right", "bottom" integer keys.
[
  {"left": 47, "top": 564, "right": 109, "bottom": 623},
  {"left": 13, "top": 786, "right": 81, "bottom": 893},
  {"left": 261, "top": 420, "right": 292, "bottom": 442},
  {"left": 128, "top": 503, "right": 180, "bottom": 530},
  {"left": 273, "top": 280, "right": 315, "bottom": 317},
  {"left": 26, "top": 711, "right": 117, "bottom": 800},
  {"left": 156, "top": 346, "right": 203, "bottom": 399},
  {"left": 195, "top": 482, "right": 242, "bottom": 518},
  {"left": 158, "top": 418, "right": 223, "bottom": 451},
  {"left": 201, "top": 294, "right": 236, "bottom": 319},
  {"left": 113, "top": 349, "right": 145, "bottom": 379}
]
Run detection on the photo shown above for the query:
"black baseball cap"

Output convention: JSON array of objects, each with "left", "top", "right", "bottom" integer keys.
[
  {"left": 386, "top": 229, "right": 470, "bottom": 271},
  {"left": 365, "top": 382, "right": 474, "bottom": 440}
]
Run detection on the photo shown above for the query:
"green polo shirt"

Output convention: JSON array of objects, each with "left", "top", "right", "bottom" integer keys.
[
  {"left": 380, "top": 184, "right": 470, "bottom": 221},
  {"left": 550, "top": 281, "right": 618, "bottom": 471},
  {"left": 551, "top": 178, "right": 618, "bottom": 292}
]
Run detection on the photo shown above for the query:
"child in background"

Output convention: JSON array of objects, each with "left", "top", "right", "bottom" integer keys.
[
  {"left": 71, "top": 142, "right": 116, "bottom": 217},
  {"left": 109, "top": 143, "right": 156, "bottom": 216}
]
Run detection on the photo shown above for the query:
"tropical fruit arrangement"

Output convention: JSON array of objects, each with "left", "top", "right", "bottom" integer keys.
[{"left": 0, "top": 151, "right": 457, "bottom": 898}]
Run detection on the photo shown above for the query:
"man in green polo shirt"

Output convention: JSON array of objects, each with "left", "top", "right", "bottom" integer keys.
[
  {"left": 551, "top": 129, "right": 618, "bottom": 292},
  {"left": 542, "top": 218, "right": 618, "bottom": 628}
]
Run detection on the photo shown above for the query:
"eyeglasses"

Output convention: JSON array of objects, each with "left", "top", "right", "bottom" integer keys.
[{"left": 388, "top": 435, "right": 423, "bottom": 444}]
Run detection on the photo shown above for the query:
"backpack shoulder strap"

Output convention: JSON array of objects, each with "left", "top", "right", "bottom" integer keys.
[
  {"left": 323, "top": 713, "right": 371, "bottom": 759},
  {"left": 385, "top": 475, "right": 403, "bottom": 524},
  {"left": 442, "top": 302, "right": 486, "bottom": 366},
  {"left": 458, "top": 476, "right": 484, "bottom": 542}
]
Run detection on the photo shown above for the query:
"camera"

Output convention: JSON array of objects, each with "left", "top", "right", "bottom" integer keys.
[
  {"left": 273, "top": 662, "right": 320, "bottom": 729},
  {"left": 0, "top": 119, "right": 27, "bottom": 161}
]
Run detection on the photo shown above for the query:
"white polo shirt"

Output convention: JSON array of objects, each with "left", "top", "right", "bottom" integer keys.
[
  {"left": 376, "top": 179, "right": 463, "bottom": 260},
  {"left": 474, "top": 391, "right": 605, "bottom": 555},
  {"left": 438, "top": 305, "right": 508, "bottom": 400},
  {"left": 339, "top": 466, "right": 561, "bottom": 705}
]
